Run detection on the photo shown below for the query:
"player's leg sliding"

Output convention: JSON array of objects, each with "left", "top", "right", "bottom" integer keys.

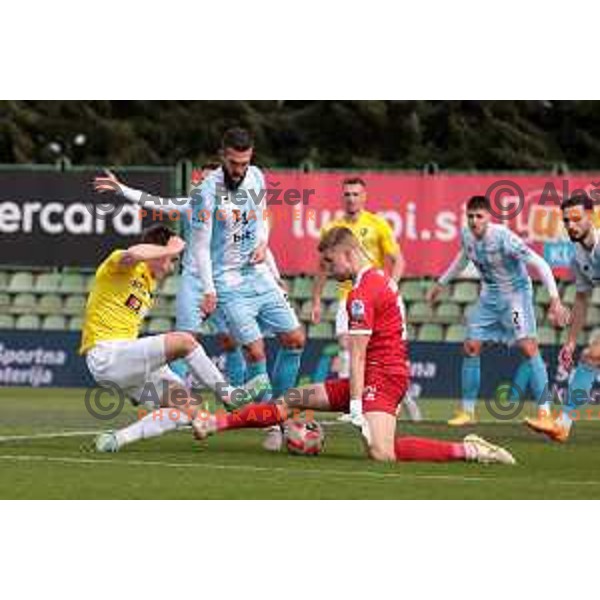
[
  {"left": 448, "top": 354, "right": 479, "bottom": 426},
  {"left": 95, "top": 334, "right": 256, "bottom": 453},
  {"left": 192, "top": 382, "right": 516, "bottom": 465},
  {"left": 394, "top": 434, "right": 515, "bottom": 464},
  {"left": 96, "top": 408, "right": 193, "bottom": 452}
]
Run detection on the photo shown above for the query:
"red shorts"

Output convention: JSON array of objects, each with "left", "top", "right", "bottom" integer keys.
[{"left": 324, "top": 370, "right": 408, "bottom": 416}]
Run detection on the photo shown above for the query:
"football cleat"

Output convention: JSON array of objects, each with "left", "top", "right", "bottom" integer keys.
[
  {"left": 448, "top": 410, "right": 477, "bottom": 426},
  {"left": 463, "top": 434, "right": 516, "bottom": 465},
  {"left": 244, "top": 374, "right": 273, "bottom": 403},
  {"left": 95, "top": 431, "right": 119, "bottom": 453},
  {"left": 192, "top": 412, "right": 217, "bottom": 440},
  {"left": 402, "top": 395, "right": 423, "bottom": 422},
  {"left": 263, "top": 425, "right": 284, "bottom": 452},
  {"left": 524, "top": 416, "right": 570, "bottom": 443},
  {"left": 337, "top": 413, "right": 353, "bottom": 423}
]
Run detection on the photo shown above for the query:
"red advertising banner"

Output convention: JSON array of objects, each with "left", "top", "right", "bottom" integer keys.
[{"left": 264, "top": 171, "right": 600, "bottom": 277}]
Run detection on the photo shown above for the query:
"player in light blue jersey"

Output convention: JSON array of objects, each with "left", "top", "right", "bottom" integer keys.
[
  {"left": 427, "top": 195, "right": 569, "bottom": 426},
  {"left": 93, "top": 161, "right": 284, "bottom": 389},
  {"left": 527, "top": 192, "right": 600, "bottom": 442},
  {"left": 194, "top": 128, "right": 305, "bottom": 451}
]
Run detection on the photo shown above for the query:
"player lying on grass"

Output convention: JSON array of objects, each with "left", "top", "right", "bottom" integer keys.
[
  {"left": 526, "top": 192, "right": 600, "bottom": 443},
  {"left": 80, "top": 224, "right": 258, "bottom": 453},
  {"left": 427, "top": 195, "right": 569, "bottom": 426},
  {"left": 192, "top": 226, "right": 516, "bottom": 465}
]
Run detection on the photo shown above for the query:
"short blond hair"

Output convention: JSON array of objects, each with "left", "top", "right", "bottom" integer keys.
[{"left": 317, "top": 226, "right": 359, "bottom": 253}]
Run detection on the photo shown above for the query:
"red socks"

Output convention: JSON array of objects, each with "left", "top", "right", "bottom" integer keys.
[
  {"left": 216, "top": 407, "right": 465, "bottom": 464},
  {"left": 217, "top": 403, "right": 283, "bottom": 431},
  {"left": 395, "top": 436, "right": 465, "bottom": 462}
]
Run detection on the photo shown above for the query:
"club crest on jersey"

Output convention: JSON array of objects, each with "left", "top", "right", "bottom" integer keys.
[
  {"left": 125, "top": 294, "right": 142, "bottom": 312},
  {"left": 363, "top": 385, "right": 376, "bottom": 403},
  {"left": 350, "top": 299, "right": 365, "bottom": 321}
]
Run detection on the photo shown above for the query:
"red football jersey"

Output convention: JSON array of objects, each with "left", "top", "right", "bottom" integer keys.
[{"left": 346, "top": 267, "right": 409, "bottom": 375}]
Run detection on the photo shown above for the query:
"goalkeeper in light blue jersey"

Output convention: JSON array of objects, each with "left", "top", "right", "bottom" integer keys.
[{"left": 427, "top": 195, "right": 569, "bottom": 426}]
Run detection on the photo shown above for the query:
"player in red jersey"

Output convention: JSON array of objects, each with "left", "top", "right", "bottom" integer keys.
[{"left": 193, "top": 227, "right": 515, "bottom": 465}]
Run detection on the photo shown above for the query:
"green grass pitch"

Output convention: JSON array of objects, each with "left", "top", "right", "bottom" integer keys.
[{"left": 0, "top": 387, "right": 599, "bottom": 499}]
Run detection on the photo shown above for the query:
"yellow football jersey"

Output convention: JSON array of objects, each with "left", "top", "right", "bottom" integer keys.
[
  {"left": 320, "top": 210, "right": 399, "bottom": 299},
  {"left": 79, "top": 250, "right": 156, "bottom": 354}
]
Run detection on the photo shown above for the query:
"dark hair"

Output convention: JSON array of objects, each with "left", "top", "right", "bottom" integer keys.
[
  {"left": 561, "top": 192, "right": 594, "bottom": 212},
  {"left": 221, "top": 127, "right": 254, "bottom": 152},
  {"left": 140, "top": 224, "right": 175, "bottom": 246},
  {"left": 466, "top": 195, "right": 489, "bottom": 212},
  {"left": 318, "top": 226, "right": 358, "bottom": 253},
  {"left": 342, "top": 177, "right": 366, "bottom": 188},
  {"left": 201, "top": 160, "right": 221, "bottom": 171}
]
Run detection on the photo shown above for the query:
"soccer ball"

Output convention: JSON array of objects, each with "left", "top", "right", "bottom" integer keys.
[{"left": 285, "top": 419, "right": 325, "bottom": 456}]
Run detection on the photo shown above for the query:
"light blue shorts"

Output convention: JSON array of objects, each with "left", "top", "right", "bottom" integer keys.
[
  {"left": 466, "top": 289, "right": 537, "bottom": 345},
  {"left": 175, "top": 271, "right": 228, "bottom": 334},
  {"left": 218, "top": 275, "right": 300, "bottom": 346}
]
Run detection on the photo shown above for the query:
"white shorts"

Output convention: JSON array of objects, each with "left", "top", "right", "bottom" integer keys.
[
  {"left": 85, "top": 335, "right": 184, "bottom": 405},
  {"left": 335, "top": 296, "right": 407, "bottom": 340}
]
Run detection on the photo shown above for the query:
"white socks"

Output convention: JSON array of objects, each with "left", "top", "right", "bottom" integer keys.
[
  {"left": 115, "top": 409, "right": 191, "bottom": 448},
  {"left": 184, "top": 345, "right": 232, "bottom": 395}
]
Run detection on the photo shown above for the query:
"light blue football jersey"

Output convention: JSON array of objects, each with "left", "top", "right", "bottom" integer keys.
[
  {"left": 461, "top": 223, "right": 534, "bottom": 295},
  {"left": 570, "top": 229, "right": 600, "bottom": 293},
  {"left": 189, "top": 165, "right": 271, "bottom": 294}
]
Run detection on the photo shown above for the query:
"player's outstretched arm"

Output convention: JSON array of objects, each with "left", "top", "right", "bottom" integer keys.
[
  {"left": 120, "top": 235, "right": 186, "bottom": 266},
  {"left": 193, "top": 188, "right": 217, "bottom": 315},
  {"left": 93, "top": 169, "right": 192, "bottom": 214},
  {"left": 427, "top": 249, "right": 469, "bottom": 304}
]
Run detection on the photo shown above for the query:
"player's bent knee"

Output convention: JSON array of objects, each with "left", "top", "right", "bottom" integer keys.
[
  {"left": 280, "top": 328, "right": 306, "bottom": 349},
  {"left": 217, "top": 334, "right": 238, "bottom": 352},
  {"left": 244, "top": 343, "right": 266, "bottom": 363},
  {"left": 166, "top": 331, "right": 197, "bottom": 357},
  {"left": 463, "top": 340, "right": 481, "bottom": 356},
  {"left": 519, "top": 338, "right": 539, "bottom": 358}
]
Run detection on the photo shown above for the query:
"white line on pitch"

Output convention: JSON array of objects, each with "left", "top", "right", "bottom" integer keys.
[
  {"left": 3, "top": 454, "right": 599, "bottom": 488},
  {"left": 0, "top": 453, "right": 493, "bottom": 483},
  {"left": 0, "top": 431, "right": 100, "bottom": 442}
]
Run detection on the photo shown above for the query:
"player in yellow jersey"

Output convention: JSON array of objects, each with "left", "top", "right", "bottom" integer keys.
[
  {"left": 311, "top": 177, "right": 421, "bottom": 421},
  {"left": 84, "top": 224, "right": 254, "bottom": 453}
]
